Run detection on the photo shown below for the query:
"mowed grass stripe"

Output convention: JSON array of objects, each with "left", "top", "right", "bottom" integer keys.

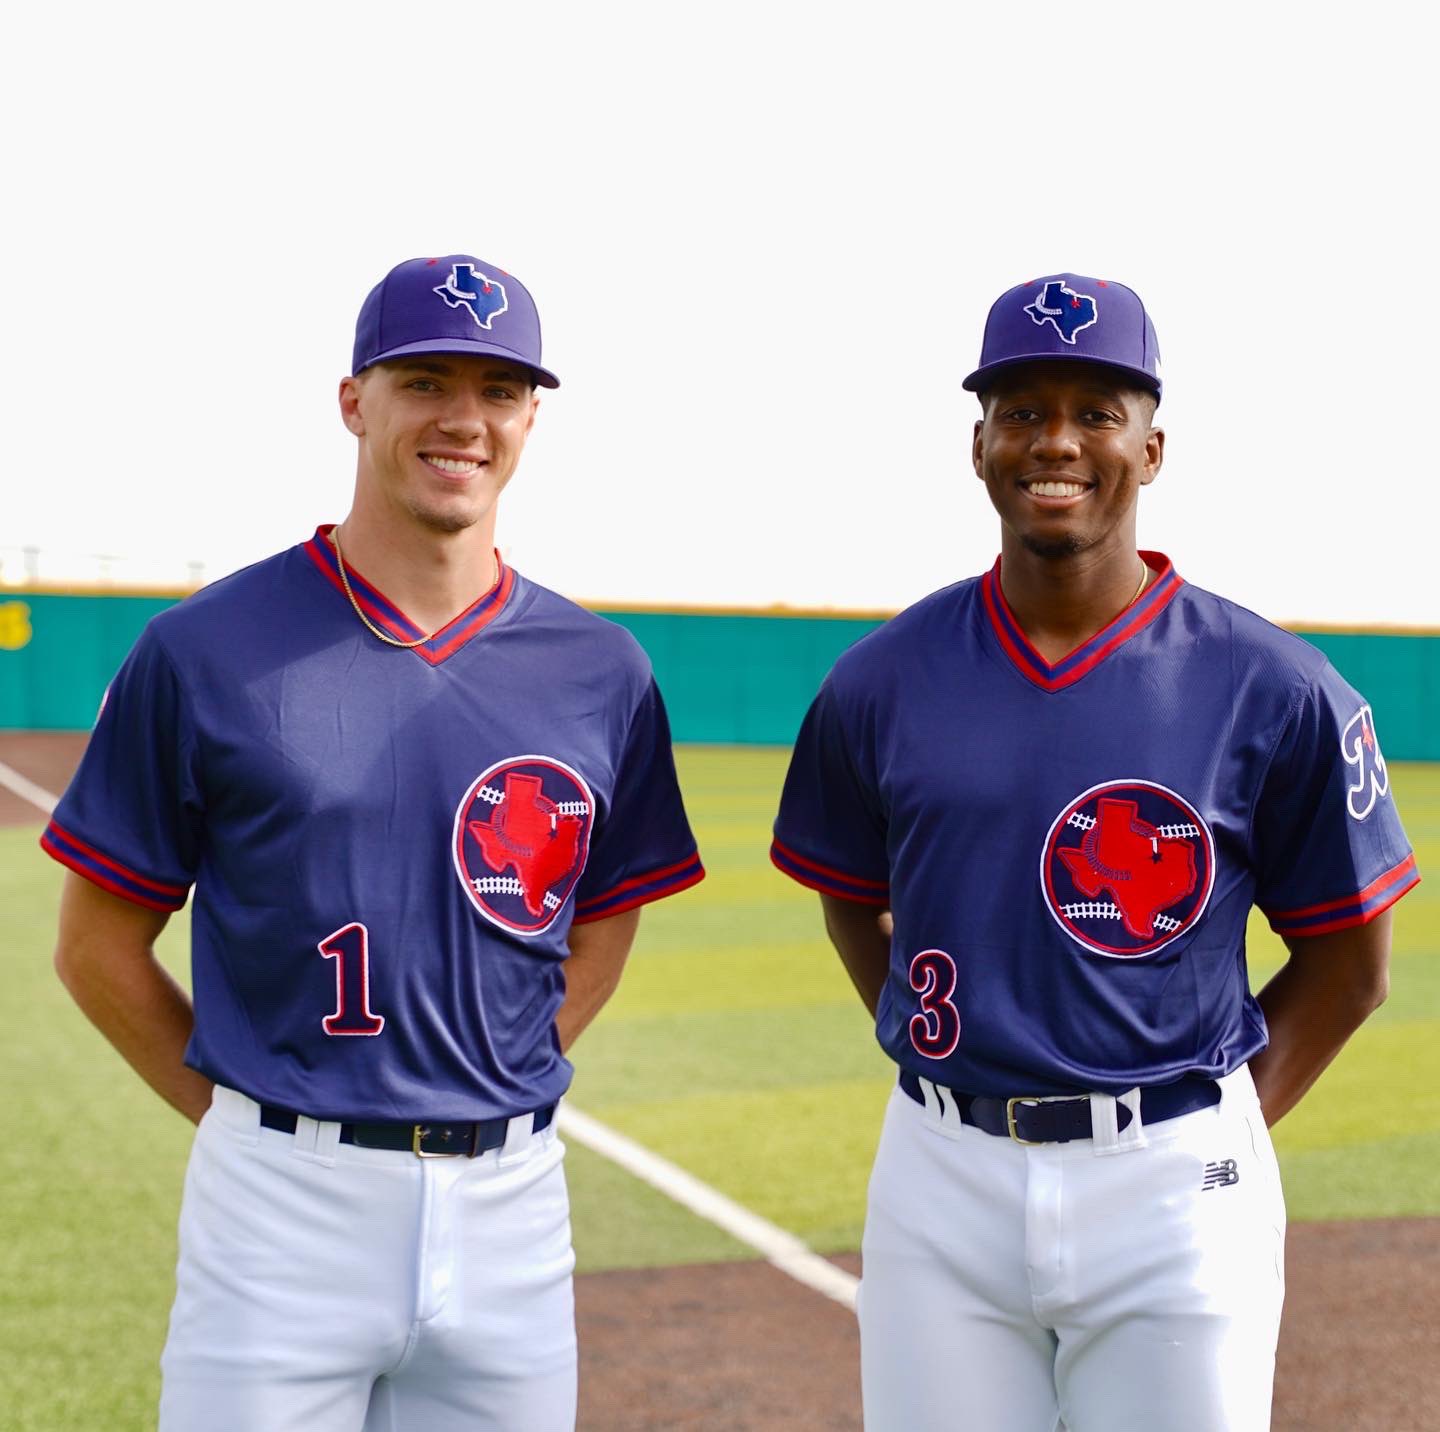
[
  {"left": 1278, "top": 1132, "right": 1440, "bottom": 1220},
  {"left": 574, "top": 1004, "right": 889, "bottom": 1103},
  {"left": 1269, "top": 1021, "right": 1440, "bottom": 1151},
  {"left": 600, "top": 941, "right": 870, "bottom": 1015},
  {"left": 566, "top": 1139, "right": 753, "bottom": 1271},
  {"left": 579, "top": 1080, "right": 893, "bottom": 1254}
]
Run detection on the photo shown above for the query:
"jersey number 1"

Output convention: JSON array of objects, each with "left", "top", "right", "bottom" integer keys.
[
  {"left": 318, "top": 922, "right": 385, "bottom": 1036},
  {"left": 908, "top": 949, "right": 960, "bottom": 1059}
]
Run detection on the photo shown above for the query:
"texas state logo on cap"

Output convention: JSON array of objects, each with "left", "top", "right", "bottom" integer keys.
[
  {"left": 352, "top": 254, "right": 560, "bottom": 388},
  {"left": 963, "top": 271, "right": 1162, "bottom": 400}
]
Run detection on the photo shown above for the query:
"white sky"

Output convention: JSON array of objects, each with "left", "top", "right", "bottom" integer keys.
[{"left": 3, "top": 1, "right": 1434, "bottom": 625}]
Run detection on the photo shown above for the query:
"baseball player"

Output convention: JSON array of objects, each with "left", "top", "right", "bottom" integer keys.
[
  {"left": 771, "top": 273, "right": 1418, "bottom": 1431},
  {"left": 44, "top": 254, "right": 704, "bottom": 1431}
]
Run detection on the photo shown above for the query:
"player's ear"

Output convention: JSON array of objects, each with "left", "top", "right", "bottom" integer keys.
[
  {"left": 972, "top": 418, "right": 985, "bottom": 479},
  {"left": 338, "top": 375, "right": 366, "bottom": 437},
  {"left": 1140, "top": 426, "right": 1164, "bottom": 486}
]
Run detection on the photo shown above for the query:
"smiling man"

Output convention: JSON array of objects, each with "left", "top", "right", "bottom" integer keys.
[
  {"left": 771, "top": 272, "right": 1418, "bottom": 1430},
  {"left": 43, "top": 254, "right": 704, "bottom": 1430}
]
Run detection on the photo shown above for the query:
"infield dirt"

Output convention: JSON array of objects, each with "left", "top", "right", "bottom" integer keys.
[{"left": 7, "top": 732, "right": 1436, "bottom": 1432}]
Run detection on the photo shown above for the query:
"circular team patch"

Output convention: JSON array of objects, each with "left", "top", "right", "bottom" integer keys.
[
  {"left": 1041, "top": 780, "right": 1215, "bottom": 958},
  {"left": 453, "top": 755, "right": 595, "bottom": 937}
]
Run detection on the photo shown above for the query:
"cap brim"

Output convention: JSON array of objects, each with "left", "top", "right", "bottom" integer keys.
[
  {"left": 357, "top": 337, "right": 560, "bottom": 389},
  {"left": 963, "top": 353, "right": 1160, "bottom": 400}
]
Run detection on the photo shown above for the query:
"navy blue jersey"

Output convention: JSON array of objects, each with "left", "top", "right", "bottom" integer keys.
[
  {"left": 44, "top": 528, "right": 704, "bottom": 1121},
  {"left": 772, "top": 554, "right": 1417, "bottom": 1097}
]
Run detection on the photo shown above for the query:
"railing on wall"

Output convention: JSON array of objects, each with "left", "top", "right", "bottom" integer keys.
[
  {"left": 0, "top": 545, "right": 205, "bottom": 591},
  {"left": 1, "top": 591, "right": 1436, "bottom": 759}
]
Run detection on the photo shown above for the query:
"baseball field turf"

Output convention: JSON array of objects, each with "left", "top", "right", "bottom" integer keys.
[{"left": 2, "top": 742, "right": 1436, "bottom": 1429}]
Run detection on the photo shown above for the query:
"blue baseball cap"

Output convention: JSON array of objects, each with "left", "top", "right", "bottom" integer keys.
[
  {"left": 963, "top": 273, "right": 1161, "bottom": 401},
  {"left": 352, "top": 255, "right": 560, "bottom": 388}
]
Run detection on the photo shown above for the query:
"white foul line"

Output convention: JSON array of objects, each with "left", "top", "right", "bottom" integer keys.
[
  {"left": 3, "top": 759, "right": 854, "bottom": 1309},
  {"left": 559, "top": 1102, "right": 859, "bottom": 1311},
  {"left": 0, "top": 759, "right": 58, "bottom": 815}
]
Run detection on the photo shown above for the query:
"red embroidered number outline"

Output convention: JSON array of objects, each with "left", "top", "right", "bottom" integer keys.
[
  {"left": 318, "top": 922, "right": 385, "bottom": 1036},
  {"left": 908, "top": 948, "right": 960, "bottom": 1060}
]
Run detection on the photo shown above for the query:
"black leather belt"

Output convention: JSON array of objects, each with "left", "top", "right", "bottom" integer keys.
[
  {"left": 898, "top": 1069, "right": 1219, "bottom": 1145},
  {"left": 259, "top": 1103, "right": 556, "bottom": 1158}
]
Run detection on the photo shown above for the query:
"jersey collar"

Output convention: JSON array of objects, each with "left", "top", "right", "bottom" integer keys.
[
  {"left": 981, "top": 551, "right": 1182, "bottom": 692},
  {"left": 303, "top": 525, "right": 516, "bottom": 666}
]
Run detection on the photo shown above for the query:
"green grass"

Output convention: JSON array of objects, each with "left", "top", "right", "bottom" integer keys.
[
  {"left": 1, "top": 833, "right": 191, "bottom": 1430},
  {"left": 3, "top": 753, "right": 1437, "bottom": 1427}
]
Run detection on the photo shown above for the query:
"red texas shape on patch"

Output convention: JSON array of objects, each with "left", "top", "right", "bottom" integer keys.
[
  {"left": 1041, "top": 780, "right": 1215, "bottom": 958},
  {"left": 453, "top": 756, "right": 595, "bottom": 936}
]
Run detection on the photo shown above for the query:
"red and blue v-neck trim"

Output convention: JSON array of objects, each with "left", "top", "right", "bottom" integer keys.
[
  {"left": 981, "top": 550, "right": 1183, "bottom": 692},
  {"left": 303, "top": 525, "right": 515, "bottom": 666}
]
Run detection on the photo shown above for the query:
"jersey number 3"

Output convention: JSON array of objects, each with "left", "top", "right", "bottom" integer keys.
[
  {"left": 318, "top": 922, "right": 385, "bottom": 1036},
  {"left": 908, "top": 949, "right": 960, "bottom": 1060}
]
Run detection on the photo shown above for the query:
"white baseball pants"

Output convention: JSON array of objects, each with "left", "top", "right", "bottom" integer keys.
[
  {"left": 159, "top": 1086, "right": 576, "bottom": 1432},
  {"left": 859, "top": 1066, "right": 1285, "bottom": 1432}
]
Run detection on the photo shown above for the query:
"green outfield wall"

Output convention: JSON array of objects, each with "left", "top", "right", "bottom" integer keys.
[
  {"left": 0, "top": 594, "right": 181, "bottom": 730},
  {"left": 1, "top": 592, "right": 1436, "bottom": 758}
]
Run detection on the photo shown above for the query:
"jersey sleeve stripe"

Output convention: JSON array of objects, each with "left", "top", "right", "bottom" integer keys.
[
  {"left": 769, "top": 839, "right": 890, "bottom": 904},
  {"left": 42, "top": 819, "right": 190, "bottom": 897},
  {"left": 770, "top": 838, "right": 889, "bottom": 888},
  {"left": 40, "top": 824, "right": 190, "bottom": 912},
  {"left": 1264, "top": 852, "right": 1418, "bottom": 921},
  {"left": 1264, "top": 854, "right": 1419, "bottom": 937},
  {"left": 570, "top": 855, "right": 706, "bottom": 923},
  {"left": 573, "top": 851, "right": 705, "bottom": 910}
]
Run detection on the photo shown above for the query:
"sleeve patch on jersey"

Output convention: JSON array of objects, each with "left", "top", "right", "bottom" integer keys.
[
  {"left": 1040, "top": 780, "right": 1216, "bottom": 958},
  {"left": 571, "top": 852, "right": 706, "bottom": 923},
  {"left": 769, "top": 839, "right": 890, "bottom": 905},
  {"left": 39, "top": 819, "right": 190, "bottom": 912},
  {"left": 452, "top": 756, "right": 596, "bottom": 938},
  {"left": 1265, "top": 853, "right": 1419, "bottom": 937},
  {"left": 1341, "top": 705, "right": 1390, "bottom": 821}
]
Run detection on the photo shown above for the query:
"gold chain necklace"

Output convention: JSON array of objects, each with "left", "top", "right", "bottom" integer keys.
[
  {"left": 1127, "top": 559, "right": 1151, "bottom": 608},
  {"left": 330, "top": 526, "right": 437, "bottom": 650}
]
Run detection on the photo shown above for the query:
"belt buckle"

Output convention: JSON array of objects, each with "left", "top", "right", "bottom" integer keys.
[
  {"left": 1005, "top": 1095, "right": 1084, "bottom": 1145},
  {"left": 411, "top": 1123, "right": 476, "bottom": 1158}
]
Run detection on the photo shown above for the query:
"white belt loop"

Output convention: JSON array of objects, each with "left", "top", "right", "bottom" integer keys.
[
  {"left": 211, "top": 1085, "right": 261, "bottom": 1144},
  {"left": 212, "top": 1084, "right": 257, "bottom": 1129},
  {"left": 497, "top": 1111, "right": 536, "bottom": 1165},
  {"left": 291, "top": 1115, "right": 321, "bottom": 1156},
  {"left": 1092, "top": 1088, "right": 1148, "bottom": 1156},
  {"left": 918, "top": 1076, "right": 964, "bottom": 1132},
  {"left": 284, "top": 1113, "right": 340, "bottom": 1165},
  {"left": 315, "top": 1117, "right": 343, "bottom": 1161}
]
